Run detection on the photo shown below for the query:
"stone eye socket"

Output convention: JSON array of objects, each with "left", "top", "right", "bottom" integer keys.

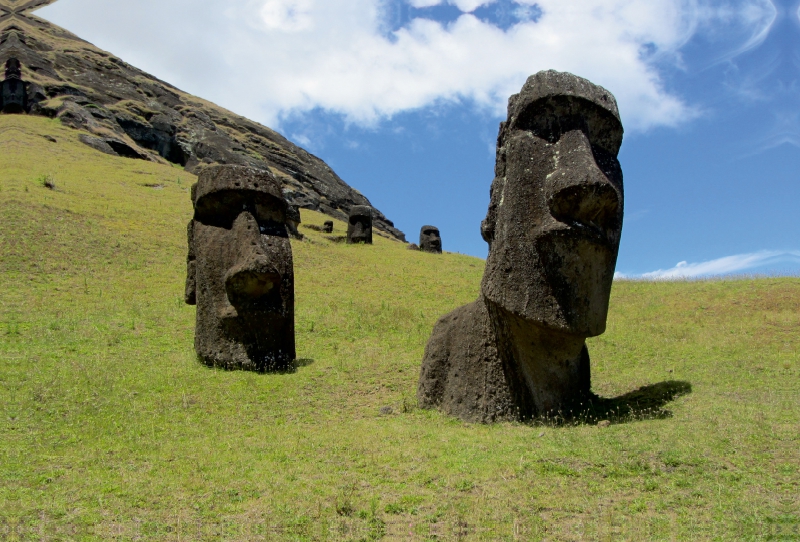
[
  {"left": 195, "top": 190, "right": 286, "bottom": 229},
  {"left": 515, "top": 96, "right": 623, "bottom": 156}
]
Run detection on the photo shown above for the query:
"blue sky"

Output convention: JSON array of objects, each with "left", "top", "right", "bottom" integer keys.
[{"left": 38, "top": 0, "right": 800, "bottom": 277}]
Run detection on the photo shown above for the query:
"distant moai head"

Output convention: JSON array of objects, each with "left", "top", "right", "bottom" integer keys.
[
  {"left": 1, "top": 57, "right": 26, "bottom": 113},
  {"left": 347, "top": 205, "right": 373, "bottom": 244},
  {"left": 419, "top": 225, "right": 442, "bottom": 254},
  {"left": 5, "top": 58, "right": 21, "bottom": 79},
  {"left": 185, "top": 165, "right": 295, "bottom": 371},
  {"left": 285, "top": 204, "right": 303, "bottom": 240},
  {"left": 480, "top": 70, "right": 624, "bottom": 337},
  {"left": 322, "top": 220, "right": 334, "bottom": 234}
]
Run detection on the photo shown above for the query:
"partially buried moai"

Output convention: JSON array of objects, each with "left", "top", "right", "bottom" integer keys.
[
  {"left": 347, "top": 205, "right": 373, "bottom": 244},
  {"left": 185, "top": 165, "right": 295, "bottom": 371},
  {"left": 418, "top": 70, "right": 624, "bottom": 422},
  {"left": 1, "top": 58, "right": 27, "bottom": 114},
  {"left": 419, "top": 226, "right": 442, "bottom": 254},
  {"left": 322, "top": 220, "right": 334, "bottom": 234}
]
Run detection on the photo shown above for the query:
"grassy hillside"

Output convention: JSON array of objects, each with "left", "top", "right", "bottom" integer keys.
[{"left": 2, "top": 115, "right": 798, "bottom": 541}]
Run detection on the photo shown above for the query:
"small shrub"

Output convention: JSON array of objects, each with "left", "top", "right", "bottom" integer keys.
[{"left": 36, "top": 173, "right": 56, "bottom": 190}]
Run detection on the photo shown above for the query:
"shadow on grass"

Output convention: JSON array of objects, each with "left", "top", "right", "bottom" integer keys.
[
  {"left": 544, "top": 380, "right": 693, "bottom": 426},
  {"left": 199, "top": 357, "right": 315, "bottom": 375}
]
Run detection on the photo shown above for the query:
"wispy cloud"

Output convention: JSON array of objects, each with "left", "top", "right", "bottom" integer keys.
[
  {"left": 617, "top": 250, "right": 800, "bottom": 280},
  {"left": 705, "top": 0, "right": 778, "bottom": 64}
]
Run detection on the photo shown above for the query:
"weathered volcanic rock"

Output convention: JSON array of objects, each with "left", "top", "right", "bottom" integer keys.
[
  {"left": 418, "top": 70, "right": 625, "bottom": 423},
  {"left": 0, "top": 0, "right": 405, "bottom": 240}
]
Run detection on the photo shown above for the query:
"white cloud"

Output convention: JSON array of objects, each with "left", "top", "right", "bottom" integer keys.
[
  {"left": 408, "top": 0, "right": 443, "bottom": 7},
  {"left": 617, "top": 250, "right": 800, "bottom": 280},
  {"left": 450, "top": 0, "right": 495, "bottom": 12},
  {"left": 260, "top": 0, "right": 314, "bottom": 32},
  {"left": 36, "top": 0, "right": 773, "bottom": 131}
]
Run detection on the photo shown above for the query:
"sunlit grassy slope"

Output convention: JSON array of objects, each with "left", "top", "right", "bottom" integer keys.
[{"left": 2, "top": 115, "right": 798, "bottom": 541}]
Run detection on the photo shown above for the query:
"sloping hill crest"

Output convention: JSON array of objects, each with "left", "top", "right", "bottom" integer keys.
[{"left": 0, "top": 0, "right": 405, "bottom": 240}]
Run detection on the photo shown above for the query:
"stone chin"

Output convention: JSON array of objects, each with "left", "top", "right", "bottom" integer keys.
[{"left": 481, "top": 228, "right": 618, "bottom": 337}]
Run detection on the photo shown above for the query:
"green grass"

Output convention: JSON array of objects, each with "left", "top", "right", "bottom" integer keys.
[{"left": 2, "top": 115, "right": 799, "bottom": 540}]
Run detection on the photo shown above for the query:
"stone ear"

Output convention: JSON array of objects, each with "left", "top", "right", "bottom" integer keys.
[{"left": 184, "top": 220, "right": 197, "bottom": 305}]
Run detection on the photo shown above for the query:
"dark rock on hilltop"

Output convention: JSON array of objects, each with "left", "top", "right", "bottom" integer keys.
[{"left": 0, "top": 0, "right": 405, "bottom": 240}]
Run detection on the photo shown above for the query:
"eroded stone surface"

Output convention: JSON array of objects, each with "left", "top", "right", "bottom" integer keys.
[
  {"left": 185, "top": 165, "right": 295, "bottom": 371},
  {"left": 419, "top": 225, "right": 442, "bottom": 254},
  {"left": 346, "top": 205, "right": 372, "bottom": 245},
  {"left": 418, "top": 70, "right": 624, "bottom": 423},
  {"left": 0, "top": 0, "right": 405, "bottom": 240},
  {"left": 285, "top": 204, "right": 303, "bottom": 240}
]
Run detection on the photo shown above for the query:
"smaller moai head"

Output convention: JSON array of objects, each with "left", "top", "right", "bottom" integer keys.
[
  {"left": 419, "top": 225, "right": 442, "bottom": 253},
  {"left": 185, "top": 165, "right": 295, "bottom": 371},
  {"left": 1, "top": 58, "right": 26, "bottom": 114},
  {"left": 322, "top": 220, "right": 334, "bottom": 233},
  {"left": 285, "top": 204, "right": 303, "bottom": 240},
  {"left": 347, "top": 205, "right": 373, "bottom": 244},
  {"left": 5, "top": 58, "right": 21, "bottom": 80},
  {"left": 480, "top": 70, "right": 624, "bottom": 338}
]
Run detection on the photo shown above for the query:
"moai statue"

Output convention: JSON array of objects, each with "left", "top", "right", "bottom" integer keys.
[
  {"left": 285, "top": 204, "right": 304, "bottom": 240},
  {"left": 419, "top": 225, "right": 442, "bottom": 254},
  {"left": 1, "top": 58, "right": 27, "bottom": 114},
  {"left": 347, "top": 205, "right": 373, "bottom": 244},
  {"left": 418, "top": 71, "right": 624, "bottom": 422},
  {"left": 322, "top": 220, "right": 334, "bottom": 233},
  {"left": 185, "top": 165, "right": 296, "bottom": 371}
]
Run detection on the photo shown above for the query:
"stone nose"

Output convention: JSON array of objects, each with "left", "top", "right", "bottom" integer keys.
[
  {"left": 225, "top": 266, "right": 281, "bottom": 306},
  {"left": 546, "top": 131, "right": 620, "bottom": 239},
  {"left": 225, "top": 211, "right": 281, "bottom": 306}
]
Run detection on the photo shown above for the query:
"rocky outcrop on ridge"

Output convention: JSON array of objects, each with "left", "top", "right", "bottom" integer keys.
[{"left": 0, "top": 0, "right": 405, "bottom": 240}]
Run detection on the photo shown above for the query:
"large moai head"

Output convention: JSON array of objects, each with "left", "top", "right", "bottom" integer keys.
[
  {"left": 480, "top": 70, "right": 624, "bottom": 337},
  {"left": 347, "top": 205, "right": 373, "bottom": 244},
  {"left": 185, "top": 165, "right": 295, "bottom": 371},
  {"left": 419, "top": 225, "right": 442, "bottom": 254},
  {"left": 1, "top": 57, "right": 26, "bottom": 113}
]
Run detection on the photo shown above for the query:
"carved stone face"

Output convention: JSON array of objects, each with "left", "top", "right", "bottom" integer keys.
[
  {"left": 480, "top": 71, "right": 624, "bottom": 337},
  {"left": 419, "top": 225, "right": 442, "bottom": 253},
  {"left": 185, "top": 165, "right": 295, "bottom": 371},
  {"left": 347, "top": 205, "right": 372, "bottom": 244},
  {"left": 285, "top": 204, "right": 303, "bottom": 239},
  {"left": 5, "top": 58, "right": 21, "bottom": 79},
  {"left": 1, "top": 57, "right": 25, "bottom": 113},
  {"left": 322, "top": 220, "right": 333, "bottom": 233}
]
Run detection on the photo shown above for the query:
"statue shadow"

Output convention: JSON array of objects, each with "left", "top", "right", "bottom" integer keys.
[
  {"left": 267, "top": 358, "right": 315, "bottom": 375},
  {"left": 543, "top": 380, "right": 693, "bottom": 426},
  {"left": 200, "top": 357, "right": 315, "bottom": 375}
]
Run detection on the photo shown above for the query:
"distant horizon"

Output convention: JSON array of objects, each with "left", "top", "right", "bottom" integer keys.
[{"left": 37, "top": 0, "right": 800, "bottom": 278}]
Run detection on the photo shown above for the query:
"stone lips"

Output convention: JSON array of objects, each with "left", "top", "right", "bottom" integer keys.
[
  {"left": 419, "top": 70, "right": 624, "bottom": 423},
  {"left": 0, "top": 0, "right": 405, "bottom": 241},
  {"left": 187, "top": 165, "right": 296, "bottom": 372}
]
